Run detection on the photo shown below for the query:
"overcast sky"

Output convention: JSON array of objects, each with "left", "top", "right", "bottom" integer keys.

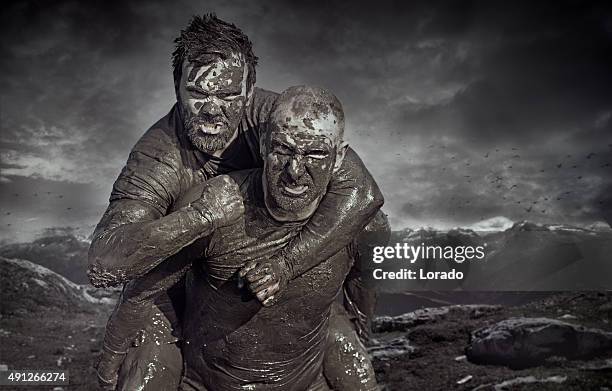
[{"left": 1, "top": 0, "right": 611, "bottom": 242}]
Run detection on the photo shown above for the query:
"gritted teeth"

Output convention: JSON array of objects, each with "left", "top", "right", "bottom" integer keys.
[
  {"left": 284, "top": 185, "right": 308, "bottom": 195},
  {"left": 197, "top": 123, "right": 224, "bottom": 135}
]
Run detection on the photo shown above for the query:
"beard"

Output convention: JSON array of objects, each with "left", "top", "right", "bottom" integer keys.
[
  {"left": 184, "top": 114, "right": 234, "bottom": 154},
  {"left": 267, "top": 173, "right": 318, "bottom": 213}
]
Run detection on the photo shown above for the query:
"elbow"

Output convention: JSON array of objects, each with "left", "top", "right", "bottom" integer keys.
[
  {"left": 371, "top": 186, "right": 385, "bottom": 210},
  {"left": 87, "top": 240, "right": 125, "bottom": 288},
  {"left": 363, "top": 180, "right": 384, "bottom": 215}
]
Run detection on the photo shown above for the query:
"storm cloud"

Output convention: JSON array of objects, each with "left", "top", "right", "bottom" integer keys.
[{"left": 1, "top": 0, "right": 611, "bottom": 241}]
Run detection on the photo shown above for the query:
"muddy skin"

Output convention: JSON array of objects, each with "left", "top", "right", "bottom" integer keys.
[
  {"left": 179, "top": 169, "right": 357, "bottom": 390},
  {"left": 90, "top": 40, "right": 383, "bottom": 388},
  {"left": 180, "top": 89, "right": 380, "bottom": 389},
  {"left": 91, "top": 85, "right": 383, "bottom": 389},
  {"left": 179, "top": 53, "right": 250, "bottom": 155},
  {"left": 95, "top": 87, "right": 384, "bottom": 390}
]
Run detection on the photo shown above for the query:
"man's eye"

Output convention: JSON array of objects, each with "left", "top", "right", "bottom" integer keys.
[
  {"left": 274, "top": 147, "right": 292, "bottom": 155},
  {"left": 188, "top": 90, "right": 207, "bottom": 99},
  {"left": 216, "top": 92, "right": 241, "bottom": 99},
  {"left": 307, "top": 151, "right": 328, "bottom": 160}
]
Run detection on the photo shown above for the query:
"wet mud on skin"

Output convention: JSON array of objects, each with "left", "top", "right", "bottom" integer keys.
[
  {"left": 180, "top": 55, "right": 250, "bottom": 154},
  {"left": 181, "top": 171, "right": 358, "bottom": 390},
  {"left": 87, "top": 83, "right": 382, "bottom": 388}
]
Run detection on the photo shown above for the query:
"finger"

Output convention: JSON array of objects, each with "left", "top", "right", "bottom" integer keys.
[
  {"left": 256, "top": 287, "right": 274, "bottom": 303},
  {"left": 251, "top": 279, "right": 277, "bottom": 295},
  {"left": 245, "top": 265, "right": 271, "bottom": 282},
  {"left": 251, "top": 282, "right": 279, "bottom": 296},
  {"left": 262, "top": 295, "right": 277, "bottom": 307},
  {"left": 239, "top": 261, "right": 258, "bottom": 277},
  {"left": 247, "top": 274, "right": 274, "bottom": 291}
]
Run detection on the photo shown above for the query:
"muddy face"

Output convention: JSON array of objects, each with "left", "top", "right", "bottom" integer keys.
[
  {"left": 263, "top": 130, "right": 335, "bottom": 221},
  {"left": 178, "top": 53, "right": 249, "bottom": 154},
  {"left": 263, "top": 87, "right": 345, "bottom": 222}
]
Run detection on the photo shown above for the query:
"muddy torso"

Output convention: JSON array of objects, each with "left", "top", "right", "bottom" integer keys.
[{"left": 182, "top": 170, "right": 353, "bottom": 390}]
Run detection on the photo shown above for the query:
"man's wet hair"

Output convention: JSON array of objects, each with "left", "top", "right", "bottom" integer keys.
[{"left": 172, "top": 14, "right": 258, "bottom": 93}]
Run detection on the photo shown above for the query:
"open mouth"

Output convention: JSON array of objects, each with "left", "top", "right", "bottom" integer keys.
[
  {"left": 198, "top": 122, "right": 224, "bottom": 135},
  {"left": 283, "top": 184, "right": 309, "bottom": 195}
]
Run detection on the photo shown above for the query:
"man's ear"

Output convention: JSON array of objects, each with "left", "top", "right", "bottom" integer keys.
[
  {"left": 333, "top": 141, "right": 349, "bottom": 173},
  {"left": 246, "top": 83, "right": 255, "bottom": 106}
]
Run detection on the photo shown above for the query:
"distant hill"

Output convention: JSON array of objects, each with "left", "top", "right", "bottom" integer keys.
[
  {"left": 0, "top": 256, "right": 116, "bottom": 317},
  {"left": 382, "top": 220, "right": 612, "bottom": 292},
  {"left": 0, "top": 234, "right": 90, "bottom": 284}
]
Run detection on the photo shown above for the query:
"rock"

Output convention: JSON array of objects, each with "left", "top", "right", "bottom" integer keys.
[
  {"left": 579, "top": 358, "right": 612, "bottom": 371},
  {"left": 368, "top": 336, "right": 415, "bottom": 360},
  {"left": 472, "top": 375, "right": 568, "bottom": 390},
  {"left": 466, "top": 317, "right": 612, "bottom": 368},
  {"left": 373, "top": 305, "right": 501, "bottom": 333},
  {"left": 493, "top": 375, "right": 567, "bottom": 390},
  {"left": 559, "top": 314, "right": 578, "bottom": 320}
]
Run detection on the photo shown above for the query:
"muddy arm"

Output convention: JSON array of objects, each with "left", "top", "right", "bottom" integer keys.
[{"left": 87, "top": 198, "right": 218, "bottom": 288}]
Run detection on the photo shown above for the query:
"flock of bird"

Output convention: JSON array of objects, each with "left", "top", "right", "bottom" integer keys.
[
  {"left": 422, "top": 142, "right": 611, "bottom": 219},
  {"left": 4, "top": 192, "right": 72, "bottom": 227}
]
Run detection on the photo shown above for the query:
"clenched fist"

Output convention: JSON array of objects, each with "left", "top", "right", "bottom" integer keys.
[
  {"left": 239, "top": 256, "right": 292, "bottom": 306},
  {"left": 191, "top": 175, "right": 244, "bottom": 228}
]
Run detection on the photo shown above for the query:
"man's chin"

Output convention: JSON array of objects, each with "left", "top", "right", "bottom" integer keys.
[
  {"left": 269, "top": 194, "right": 317, "bottom": 215},
  {"left": 187, "top": 130, "right": 232, "bottom": 154}
]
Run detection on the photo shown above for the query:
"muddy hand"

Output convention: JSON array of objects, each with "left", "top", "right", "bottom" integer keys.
[
  {"left": 193, "top": 175, "right": 244, "bottom": 228},
  {"left": 95, "top": 347, "right": 126, "bottom": 390},
  {"left": 238, "top": 258, "right": 291, "bottom": 306}
]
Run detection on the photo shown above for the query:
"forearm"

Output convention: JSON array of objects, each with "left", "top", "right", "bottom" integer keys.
[
  {"left": 88, "top": 200, "right": 214, "bottom": 287},
  {"left": 98, "top": 253, "right": 192, "bottom": 385},
  {"left": 282, "top": 148, "right": 384, "bottom": 278},
  {"left": 103, "top": 253, "right": 192, "bottom": 350}
]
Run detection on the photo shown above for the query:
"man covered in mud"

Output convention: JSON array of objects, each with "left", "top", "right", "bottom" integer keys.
[
  {"left": 88, "top": 14, "right": 385, "bottom": 389},
  {"left": 97, "top": 86, "right": 384, "bottom": 390}
]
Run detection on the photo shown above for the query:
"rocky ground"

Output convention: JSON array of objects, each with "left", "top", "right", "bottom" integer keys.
[
  {"left": 371, "top": 292, "right": 612, "bottom": 390},
  {"left": 1, "top": 256, "right": 611, "bottom": 390}
]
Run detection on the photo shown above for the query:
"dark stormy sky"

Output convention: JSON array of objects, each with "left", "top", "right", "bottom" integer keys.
[{"left": 1, "top": 0, "right": 611, "bottom": 242}]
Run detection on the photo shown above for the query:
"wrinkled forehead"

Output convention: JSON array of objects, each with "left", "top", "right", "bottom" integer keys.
[
  {"left": 269, "top": 130, "right": 334, "bottom": 149},
  {"left": 181, "top": 52, "right": 247, "bottom": 93},
  {"left": 270, "top": 100, "right": 343, "bottom": 144}
]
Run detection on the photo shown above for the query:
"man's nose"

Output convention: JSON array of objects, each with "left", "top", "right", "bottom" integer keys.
[
  {"left": 286, "top": 156, "right": 305, "bottom": 182},
  {"left": 196, "top": 98, "right": 223, "bottom": 116}
]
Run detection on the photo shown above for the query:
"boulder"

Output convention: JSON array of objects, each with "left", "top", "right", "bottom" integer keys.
[
  {"left": 368, "top": 336, "right": 415, "bottom": 360},
  {"left": 466, "top": 317, "right": 612, "bottom": 368},
  {"left": 373, "top": 305, "right": 501, "bottom": 333}
]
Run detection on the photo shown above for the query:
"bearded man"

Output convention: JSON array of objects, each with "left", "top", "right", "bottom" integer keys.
[
  {"left": 98, "top": 86, "right": 383, "bottom": 390},
  {"left": 89, "top": 15, "right": 385, "bottom": 389}
]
